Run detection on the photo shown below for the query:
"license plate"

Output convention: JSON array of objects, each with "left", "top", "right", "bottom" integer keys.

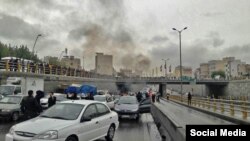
[{"left": 122, "top": 115, "right": 130, "bottom": 118}]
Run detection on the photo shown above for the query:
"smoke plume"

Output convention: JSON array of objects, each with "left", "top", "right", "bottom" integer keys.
[{"left": 72, "top": 0, "right": 151, "bottom": 72}]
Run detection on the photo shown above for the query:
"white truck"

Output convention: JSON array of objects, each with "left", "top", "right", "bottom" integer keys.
[{"left": 0, "top": 77, "right": 44, "bottom": 97}]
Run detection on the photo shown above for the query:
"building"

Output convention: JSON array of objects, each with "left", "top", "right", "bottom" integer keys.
[
  {"left": 208, "top": 60, "right": 225, "bottom": 77},
  {"left": 95, "top": 53, "right": 113, "bottom": 76},
  {"left": 174, "top": 66, "right": 193, "bottom": 78},
  {"left": 61, "top": 56, "right": 81, "bottom": 69},
  {"left": 200, "top": 63, "right": 209, "bottom": 79}
]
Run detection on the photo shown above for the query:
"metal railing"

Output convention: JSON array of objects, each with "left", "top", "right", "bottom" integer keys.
[
  {"left": 0, "top": 60, "right": 115, "bottom": 79},
  {"left": 168, "top": 95, "right": 250, "bottom": 120}
]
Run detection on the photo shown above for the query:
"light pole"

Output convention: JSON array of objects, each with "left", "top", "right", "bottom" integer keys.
[
  {"left": 32, "top": 34, "right": 42, "bottom": 56},
  {"left": 172, "top": 27, "right": 187, "bottom": 101},
  {"left": 162, "top": 58, "right": 169, "bottom": 78}
]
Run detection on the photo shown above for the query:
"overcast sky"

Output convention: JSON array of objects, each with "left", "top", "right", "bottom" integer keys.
[{"left": 0, "top": 0, "right": 250, "bottom": 72}]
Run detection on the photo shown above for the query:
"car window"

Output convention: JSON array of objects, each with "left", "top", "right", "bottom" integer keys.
[
  {"left": 141, "top": 99, "right": 151, "bottom": 105},
  {"left": 40, "top": 103, "right": 84, "bottom": 120},
  {"left": 83, "top": 104, "right": 98, "bottom": 119},
  {"left": 118, "top": 96, "right": 138, "bottom": 104},
  {"left": 15, "top": 87, "right": 21, "bottom": 94},
  {"left": 96, "top": 103, "right": 110, "bottom": 116}
]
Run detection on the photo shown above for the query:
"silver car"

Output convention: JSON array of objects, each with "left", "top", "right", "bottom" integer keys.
[
  {"left": 114, "top": 96, "right": 140, "bottom": 120},
  {"left": 0, "top": 95, "right": 24, "bottom": 121}
]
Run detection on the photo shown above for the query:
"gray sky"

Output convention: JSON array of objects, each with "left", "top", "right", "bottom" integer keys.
[{"left": 0, "top": 0, "right": 250, "bottom": 72}]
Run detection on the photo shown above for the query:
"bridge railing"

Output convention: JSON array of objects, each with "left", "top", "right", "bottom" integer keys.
[
  {"left": 168, "top": 95, "right": 250, "bottom": 120},
  {"left": 0, "top": 60, "right": 116, "bottom": 79}
]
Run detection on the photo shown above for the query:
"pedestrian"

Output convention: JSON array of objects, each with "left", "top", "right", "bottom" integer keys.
[
  {"left": 48, "top": 92, "right": 56, "bottom": 107},
  {"left": 151, "top": 92, "right": 156, "bottom": 103},
  {"left": 35, "top": 90, "right": 44, "bottom": 105},
  {"left": 188, "top": 92, "right": 192, "bottom": 106},
  {"left": 14, "top": 58, "right": 18, "bottom": 71},
  {"left": 21, "top": 59, "right": 25, "bottom": 72},
  {"left": 20, "top": 90, "right": 42, "bottom": 119},
  {"left": 136, "top": 91, "right": 142, "bottom": 102}
]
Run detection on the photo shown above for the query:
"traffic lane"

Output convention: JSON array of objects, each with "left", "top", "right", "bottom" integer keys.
[
  {"left": 0, "top": 113, "right": 161, "bottom": 141},
  {"left": 96, "top": 113, "right": 162, "bottom": 141}
]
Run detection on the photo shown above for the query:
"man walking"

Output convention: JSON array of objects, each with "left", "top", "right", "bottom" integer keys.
[
  {"left": 21, "top": 90, "right": 42, "bottom": 119},
  {"left": 48, "top": 92, "right": 56, "bottom": 107},
  {"left": 188, "top": 92, "right": 192, "bottom": 106}
]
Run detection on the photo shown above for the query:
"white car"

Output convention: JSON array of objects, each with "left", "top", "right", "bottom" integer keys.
[
  {"left": 6, "top": 100, "right": 119, "bottom": 141},
  {"left": 40, "top": 93, "right": 68, "bottom": 108},
  {"left": 94, "top": 95, "right": 115, "bottom": 110}
]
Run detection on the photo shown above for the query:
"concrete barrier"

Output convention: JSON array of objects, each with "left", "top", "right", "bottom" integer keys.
[{"left": 151, "top": 104, "right": 185, "bottom": 141}]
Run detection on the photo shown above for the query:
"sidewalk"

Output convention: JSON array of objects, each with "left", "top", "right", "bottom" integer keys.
[
  {"left": 154, "top": 99, "right": 233, "bottom": 132},
  {"left": 166, "top": 98, "right": 250, "bottom": 125}
]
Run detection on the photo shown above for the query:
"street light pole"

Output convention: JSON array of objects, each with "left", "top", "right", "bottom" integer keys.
[
  {"left": 172, "top": 27, "right": 187, "bottom": 101},
  {"left": 162, "top": 58, "right": 169, "bottom": 78},
  {"left": 32, "top": 34, "right": 42, "bottom": 56}
]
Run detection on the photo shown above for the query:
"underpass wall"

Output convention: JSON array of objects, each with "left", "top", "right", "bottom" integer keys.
[
  {"left": 166, "top": 84, "right": 207, "bottom": 96},
  {"left": 225, "top": 80, "right": 250, "bottom": 97}
]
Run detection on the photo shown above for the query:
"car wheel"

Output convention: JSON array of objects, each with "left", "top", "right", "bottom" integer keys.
[
  {"left": 65, "top": 136, "right": 77, "bottom": 141},
  {"left": 11, "top": 112, "right": 19, "bottom": 121},
  {"left": 105, "top": 125, "right": 115, "bottom": 141},
  {"left": 135, "top": 114, "right": 140, "bottom": 121}
]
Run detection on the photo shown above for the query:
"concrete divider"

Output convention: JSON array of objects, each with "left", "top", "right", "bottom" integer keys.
[{"left": 151, "top": 103, "right": 185, "bottom": 141}]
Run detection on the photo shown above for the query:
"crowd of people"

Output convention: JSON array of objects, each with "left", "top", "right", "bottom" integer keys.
[{"left": 20, "top": 90, "right": 56, "bottom": 119}]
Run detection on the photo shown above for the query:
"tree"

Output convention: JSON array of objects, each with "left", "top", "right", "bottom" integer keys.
[
  {"left": 0, "top": 41, "right": 41, "bottom": 62},
  {"left": 211, "top": 71, "right": 225, "bottom": 79}
]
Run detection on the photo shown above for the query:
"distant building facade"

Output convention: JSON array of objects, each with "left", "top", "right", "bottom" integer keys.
[
  {"left": 174, "top": 66, "right": 193, "bottom": 78},
  {"left": 95, "top": 53, "right": 113, "bottom": 76},
  {"left": 61, "top": 56, "right": 81, "bottom": 69}
]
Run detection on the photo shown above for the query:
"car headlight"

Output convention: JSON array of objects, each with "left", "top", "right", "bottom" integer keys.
[
  {"left": 36, "top": 130, "right": 58, "bottom": 140},
  {"left": 2, "top": 109, "right": 11, "bottom": 112},
  {"left": 9, "top": 126, "right": 15, "bottom": 135},
  {"left": 114, "top": 107, "right": 121, "bottom": 111},
  {"left": 131, "top": 108, "right": 139, "bottom": 112}
]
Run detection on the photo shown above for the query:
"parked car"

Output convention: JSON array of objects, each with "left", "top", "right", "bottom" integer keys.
[
  {"left": 94, "top": 94, "right": 115, "bottom": 110},
  {"left": 40, "top": 93, "right": 68, "bottom": 108},
  {"left": 6, "top": 100, "right": 119, "bottom": 141},
  {"left": 0, "top": 95, "right": 24, "bottom": 121},
  {"left": 114, "top": 96, "right": 140, "bottom": 120},
  {"left": 139, "top": 98, "right": 151, "bottom": 113},
  {"left": 0, "top": 94, "right": 3, "bottom": 100}
]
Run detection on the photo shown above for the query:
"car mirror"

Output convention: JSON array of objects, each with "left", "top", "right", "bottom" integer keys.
[{"left": 81, "top": 116, "right": 92, "bottom": 122}]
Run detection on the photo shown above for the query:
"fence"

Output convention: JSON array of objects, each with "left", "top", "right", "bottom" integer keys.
[{"left": 168, "top": 95, "right": 250, "bottom": 120}]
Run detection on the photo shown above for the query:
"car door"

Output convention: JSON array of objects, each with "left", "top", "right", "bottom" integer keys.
[
  {"left": 106, "top": 96, "right": 115, "bottom": 109},
  {"left": 77, "top": 104, "right": 99, "bottom": 141},
  {"left": 96, "top": 103, "right": 113, "bottom": 136},
  {"left": 139, "top": 99, "right": 151, "bottom": 113}
]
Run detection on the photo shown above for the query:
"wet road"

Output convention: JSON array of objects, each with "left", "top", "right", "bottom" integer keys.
[{"left": 0, "top": 113, "right": 162, "bottom": 141}]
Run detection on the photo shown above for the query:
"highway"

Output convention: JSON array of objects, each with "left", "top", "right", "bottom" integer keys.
[{"left": 0, "top": 113, "right": 163, "bottom": 141}]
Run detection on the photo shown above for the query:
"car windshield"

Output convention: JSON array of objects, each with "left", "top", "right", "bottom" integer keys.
[
  {"left": 0, "top": 86, "right": 15, "bottom": 96},
  {"left": 0, "top": 96, "right": 22, "bottom": 104},
  {"left": 118, "top": 96, "right": 138, "bottom": 104},
  {"left": 94, "top": 96, "right": 106, "bottom": 102},
  {"left": 40, "top": 103, "right": 84, "bottom": 120}
]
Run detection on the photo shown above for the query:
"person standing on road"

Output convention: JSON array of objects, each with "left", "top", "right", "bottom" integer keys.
[
  {"left": 48, "top": 92, "right": 56, "bottom": 107},
  {"left": 21, "top": 90, "right": 42, "bottom": 119},
  {"left": 188, "top": 92, "right": 192, "bottom": 106}
]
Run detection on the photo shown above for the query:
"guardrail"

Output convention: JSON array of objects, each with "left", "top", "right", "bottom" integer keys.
[{"left": 168, "top": 95, "right": 250, "bottom": 120}]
